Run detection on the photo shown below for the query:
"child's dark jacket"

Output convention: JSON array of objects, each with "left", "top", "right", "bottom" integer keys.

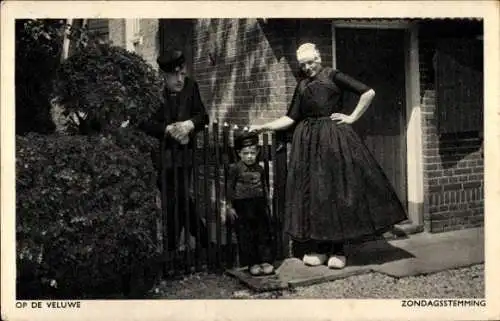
[{"left": 227, "top": 160, "right": 269, "bottom": 202}]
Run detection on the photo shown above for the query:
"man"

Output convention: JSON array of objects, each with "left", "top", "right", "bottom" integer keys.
[{"left": 139, "top": 48, "right": 209, "bottom": 254}]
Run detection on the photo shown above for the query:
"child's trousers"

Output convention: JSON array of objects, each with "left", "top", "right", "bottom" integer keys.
[{"left": 232, "top": 197, "right": 274, "bottom": 267}]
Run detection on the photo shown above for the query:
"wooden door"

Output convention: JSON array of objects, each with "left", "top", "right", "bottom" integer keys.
[
  {"left": 335, "top": 27, "right": 408, "bottom": 208},
  {"left": 159, "top": 19, "right": 194, "bottom": 76}
]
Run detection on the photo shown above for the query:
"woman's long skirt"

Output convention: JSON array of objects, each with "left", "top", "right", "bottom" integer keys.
[{"left": 284, "top": 117, "right": 407, "bottom": 243}]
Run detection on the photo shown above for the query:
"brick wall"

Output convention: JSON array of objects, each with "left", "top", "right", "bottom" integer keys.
[
  {"left": 191, "top": 19, "right": 290, "bottom": 127},
  {"left": 419, "top": 34, "right": 484, "bottom": 233}
]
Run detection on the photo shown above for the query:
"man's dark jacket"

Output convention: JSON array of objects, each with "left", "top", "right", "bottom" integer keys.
[{"left": 139, "top": 77, "right": 209, "bottom": 169}]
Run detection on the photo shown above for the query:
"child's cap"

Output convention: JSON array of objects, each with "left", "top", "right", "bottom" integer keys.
[{"left": 234, "top": 130, "right": 259, "bottom": 151}]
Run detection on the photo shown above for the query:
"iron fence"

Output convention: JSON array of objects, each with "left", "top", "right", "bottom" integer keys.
[{"left": 157, "top": 122, "right": 290, "bottom": 276}]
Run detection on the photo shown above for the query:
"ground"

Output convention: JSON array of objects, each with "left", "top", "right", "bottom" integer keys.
[{"left": 147, "top": 263, "right": 484, "bottom": 299}]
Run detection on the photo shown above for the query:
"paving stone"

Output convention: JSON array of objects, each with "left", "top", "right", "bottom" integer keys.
[
  {"left": 278, "top": 258, "right": 373, "bottom": 288},
  {"left": 227, "top": 258, "right": 374, "bottom": 291},
  {"left": 226, "top": 227, "right": 484, "bottom": 292},
  {"left": 225, "top": 266, "right": 288, "bottom": 292},
  {"left": 372, "top": 231, "right": 484, "bottom": 277}
]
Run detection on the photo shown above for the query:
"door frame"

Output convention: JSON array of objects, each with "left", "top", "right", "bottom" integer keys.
[{"left": 331, "top": 20, "right": 424, "bottom": 227}]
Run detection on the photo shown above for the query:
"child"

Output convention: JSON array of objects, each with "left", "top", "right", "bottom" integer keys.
[{"left": 224, "top": 130, "right": 275, "bottom": 276}]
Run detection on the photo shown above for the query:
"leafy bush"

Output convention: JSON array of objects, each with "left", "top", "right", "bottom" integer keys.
[
  {"left": 16, "top": 129, "right": 160, "bottom": 299},
  {"left": 52, "top": 43, "right": 164, "bottom": 134}
]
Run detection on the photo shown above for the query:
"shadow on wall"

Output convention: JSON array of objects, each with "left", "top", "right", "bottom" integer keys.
[
  {"left": 438, "top": 132, "right": 483, "bottom": 170},
  {"left": 194, "top": 19, "right": 270, "bottom": 128},
  {"left": 258, "top": 18, "right": 302, "bottom": 81},
  {"left": 192, "top": 18, "right": 306, "bottom": 129}
]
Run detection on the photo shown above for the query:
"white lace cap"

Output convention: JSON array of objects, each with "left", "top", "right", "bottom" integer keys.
[{"left": 296, "top": 43, "right": 320, "bottom": 62}]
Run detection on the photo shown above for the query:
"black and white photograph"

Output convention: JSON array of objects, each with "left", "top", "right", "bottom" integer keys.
[{"left": 1, "top": 1, "right": 498, "bottom": 321}]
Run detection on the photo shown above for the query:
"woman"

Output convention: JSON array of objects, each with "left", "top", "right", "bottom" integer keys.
[{"left": 250, "top": 43, "right": 407, "bottom": 269}]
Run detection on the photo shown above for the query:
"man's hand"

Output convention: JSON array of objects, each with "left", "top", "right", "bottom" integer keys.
[
  {"left": 165, "top": 123, "right": 176, "bottom": 136},
  {"left": 165, "top": 120, "right": 195, "bottom": 144}
]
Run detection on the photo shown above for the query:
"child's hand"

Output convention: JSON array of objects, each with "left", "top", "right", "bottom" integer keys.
[
  {"left": 226, "top": 207, "right": 238, "bottom": 221},
  {"left": 267, "top": 198, "right": 273, "bottom": 215},
  {"left": 248, "top": 124, "right": 264, "bottom": 133}
]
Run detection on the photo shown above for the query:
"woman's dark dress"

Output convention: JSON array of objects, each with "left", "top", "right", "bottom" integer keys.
[{"left": 285, "top": 67, "right": 407, "bottom": 243}]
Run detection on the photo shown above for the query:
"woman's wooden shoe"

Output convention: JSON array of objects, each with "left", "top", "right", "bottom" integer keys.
[
  {"left": 303, "top": 253, "right": 327, "bottom": 266},
  {"left": 327, "top": 255, "right": 346, "bottom": 269},
  {"left": 249, "top": 264, "right": 263, "bottom": 276},
  {"left": 260, "top": 262, "right": 275, "bottom": 275}
]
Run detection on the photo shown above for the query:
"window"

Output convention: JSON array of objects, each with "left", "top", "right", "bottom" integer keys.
[
  {"left": 125, "top": 19, "right": 142, "bottom": 51},
  {"left": 435, "top": 37, "right": 483, "bottom": 134}
]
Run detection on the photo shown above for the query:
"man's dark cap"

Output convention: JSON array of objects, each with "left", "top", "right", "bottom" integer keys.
[
  {"left": 234, "top": 130, "right": 259, "bottom": 151},
  {"left": 157, "top": 48, "right": 186, "bottom": 73}
]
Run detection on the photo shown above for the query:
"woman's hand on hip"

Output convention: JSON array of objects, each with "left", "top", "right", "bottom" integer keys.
[{"left": 330, "top": 113, "right": 355, "bottom": 125}]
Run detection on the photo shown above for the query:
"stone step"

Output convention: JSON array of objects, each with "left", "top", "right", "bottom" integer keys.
[{"left": 384, "top": 222, "right": 424, "bottom": 239}]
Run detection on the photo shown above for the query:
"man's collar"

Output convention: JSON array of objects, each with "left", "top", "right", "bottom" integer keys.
[{"left": 165, "top": 88, "right": 180, "bottom": 97}]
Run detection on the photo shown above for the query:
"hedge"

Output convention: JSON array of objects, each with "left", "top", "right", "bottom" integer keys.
[{"left": 16, "top": 129, "right": 161, "bottom": 299}]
